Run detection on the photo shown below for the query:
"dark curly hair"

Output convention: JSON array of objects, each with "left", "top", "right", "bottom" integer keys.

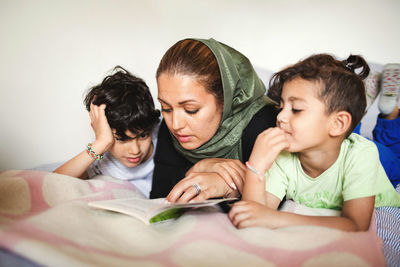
[
  {"left": 84, "top": 66, "right": 160, "bottom": 141},
  {"left": 268, "top": 54, "right": 370, "bottom": 137}
]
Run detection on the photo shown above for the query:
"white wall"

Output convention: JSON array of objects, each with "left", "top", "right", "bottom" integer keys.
[{"left": 1, "top": 0, "right": 399, "bottom": 170}]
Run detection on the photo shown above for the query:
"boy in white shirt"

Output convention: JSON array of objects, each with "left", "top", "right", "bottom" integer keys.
[{"left": 54, "top": 66, "right": 160, "bottom": 198}]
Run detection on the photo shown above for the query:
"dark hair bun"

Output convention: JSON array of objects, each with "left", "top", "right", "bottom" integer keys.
[{"left": 342, "top": 55, "right": 370, "bottom": 79}]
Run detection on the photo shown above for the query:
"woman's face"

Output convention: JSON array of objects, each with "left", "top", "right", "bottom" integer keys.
[{"left": 157, "top": 73, "right": 223, "bottom": 150}]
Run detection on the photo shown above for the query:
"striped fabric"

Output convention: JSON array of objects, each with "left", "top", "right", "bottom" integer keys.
[{"left": 375, "top": 186, "right": 400, "bottom": 266}]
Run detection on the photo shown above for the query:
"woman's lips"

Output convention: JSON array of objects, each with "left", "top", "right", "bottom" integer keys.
[
  {"left": 126, "top": 157, "right": 140, "bottom": 163},
  {"left": 176, "top": 134, "right": 192, "bottom": 143}
]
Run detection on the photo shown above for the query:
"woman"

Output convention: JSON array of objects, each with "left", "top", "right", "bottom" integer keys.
[{"left": 150, "top": 38, "right": 278, "bottom": 203}]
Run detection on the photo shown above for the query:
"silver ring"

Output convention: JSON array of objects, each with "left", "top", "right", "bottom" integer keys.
[{"left": 193, "top": 183, "right": 201, "bottom": 195}]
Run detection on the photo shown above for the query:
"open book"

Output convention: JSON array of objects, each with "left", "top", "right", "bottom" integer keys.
[{"left": 88, "top": 197, "right": 237, "bottom": 224}]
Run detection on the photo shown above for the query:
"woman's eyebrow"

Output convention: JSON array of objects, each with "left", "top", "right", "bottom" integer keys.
[
  {"left": 158, "top": 98, "right": 169, "bottom": 105},
  {"left": 178, "top": 100, "right": 198, "bottom": 105},
  {"left": 158, "top": 98, "right": 198, "bottom": 105}
]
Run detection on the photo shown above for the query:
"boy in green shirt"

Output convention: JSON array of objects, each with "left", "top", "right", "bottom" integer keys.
[{"left": 229, "top": 54, "right": 400, "bottom": 232}]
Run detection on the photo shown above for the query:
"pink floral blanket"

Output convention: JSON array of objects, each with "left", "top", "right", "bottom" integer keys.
[{"left": 0, "top": 170, "right": 385, "bottom": 266}]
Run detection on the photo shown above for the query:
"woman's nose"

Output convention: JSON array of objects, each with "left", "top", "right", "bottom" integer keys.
[{"left": 171, "top": 111, "right": 184, "bottom": 130}]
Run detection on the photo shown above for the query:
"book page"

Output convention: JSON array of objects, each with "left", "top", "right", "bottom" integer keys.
[
  {"left": 88, "top": 198, "right": 165, "bottom": 224},
  {"left": 162, "top": 198, "right": 238, "bottom": 209},
  {"left": 88, "top": 197, "right": 238, "bottom": 224},
  {"left": 147, "top": 198, "right": 238, "bottom": 223}
]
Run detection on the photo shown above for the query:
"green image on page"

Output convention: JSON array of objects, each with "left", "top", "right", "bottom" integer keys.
[{"left": 149, "top": 208, "right": 188, "bottom": 224}]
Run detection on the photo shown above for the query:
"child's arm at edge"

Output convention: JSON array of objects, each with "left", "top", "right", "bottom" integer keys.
[
  {"left": 230, "top": 195, "right": 375, "bottom": 232},
  {"left": 53, "top": 145, "right": 104, "bottom": 179}
]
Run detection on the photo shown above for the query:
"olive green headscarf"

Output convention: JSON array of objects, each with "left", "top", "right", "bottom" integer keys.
[{"left": 171, "top": 38, "right": 276, "bottom": 163}]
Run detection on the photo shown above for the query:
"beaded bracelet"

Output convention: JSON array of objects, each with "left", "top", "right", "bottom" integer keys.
[
  {"left": 86, "top": 143, "right": 103, "bottom": 161},
  {"left": 245, "top": 161, "right": 265, "bottom": 181}
]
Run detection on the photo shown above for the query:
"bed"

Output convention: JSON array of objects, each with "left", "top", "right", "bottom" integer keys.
[
  {"left": 0, "top": 170, "right": 391, "bottom": 266},
  {"left": 1, "top": 64, "right": 399, "bottom": 266}
]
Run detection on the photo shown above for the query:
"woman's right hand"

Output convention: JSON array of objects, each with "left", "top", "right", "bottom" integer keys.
[
  {"left": 166, "top": 171, "right": 239, "bottom": 204},
  {"left": 186, "top": 158, "right": 246, "bottom": 193},
  {"left": 89, "top": 103, "right": 114, "bottom": 153}
]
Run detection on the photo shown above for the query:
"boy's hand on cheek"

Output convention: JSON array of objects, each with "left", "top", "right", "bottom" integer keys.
[
  {"left": 89, "top": 103, "right": 115, "bottom": 153},
  {"left": 248, "top": 127, "right": 289, "bottom": 174},
  {"left": 229, "top": 200, "right": 278, "bottom": 229}
]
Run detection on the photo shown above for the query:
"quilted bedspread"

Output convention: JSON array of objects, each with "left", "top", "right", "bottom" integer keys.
[{"left": 0, "top": 170, "right": 386, "bottom": 266}]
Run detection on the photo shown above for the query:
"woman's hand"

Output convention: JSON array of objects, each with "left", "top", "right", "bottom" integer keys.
[
  {"left": 89, "top": 103, "right": 114, "bottom": 154},
  {"left": 166, "top": 172, "right": 240, "bottom": 204},
  {"left": 186, "top": 158, "right": 245, "bottom": 193},
  {"left": 229, "top": 200, "right": 279, "bottom": 229}
]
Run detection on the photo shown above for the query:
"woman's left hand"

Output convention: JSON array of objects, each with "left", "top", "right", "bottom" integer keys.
[
  {"left": 186, "top": 158, "right": 246, "bottom": 193},
  {"left": 166, "top": 172, "right": 240, "bottom": 204}
]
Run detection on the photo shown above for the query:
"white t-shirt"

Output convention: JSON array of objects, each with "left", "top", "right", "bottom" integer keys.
[{"left": 87, "top": 122, "right": 159, "bottom": 198}]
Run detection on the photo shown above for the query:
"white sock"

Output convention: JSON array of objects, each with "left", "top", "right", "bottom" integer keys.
[{"left": 378, "top": 64, "right": 400, "bottom": 115}]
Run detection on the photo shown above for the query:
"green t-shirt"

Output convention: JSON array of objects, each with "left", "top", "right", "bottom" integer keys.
[{"left": 266, "top": 133, "right": 400, "bottom": 210}]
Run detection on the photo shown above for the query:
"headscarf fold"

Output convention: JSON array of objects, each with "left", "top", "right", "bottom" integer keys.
[{"left": 171, "top": 38, "right": 276, "bottom": 163}]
